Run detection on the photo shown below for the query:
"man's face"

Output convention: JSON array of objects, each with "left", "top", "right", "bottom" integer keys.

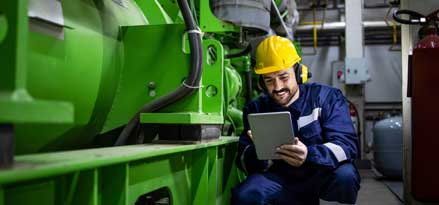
[{"left": 262, "top": 66, "right": 299, "bottom": 107}]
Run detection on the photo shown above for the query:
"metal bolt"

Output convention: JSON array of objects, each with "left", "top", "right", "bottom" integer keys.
[
  {"left": 148, "top": 82, "right": 156, "bottom": 89},
  {"left": 149, "top": 90, "right": 156, "bottom": 97},
  {"left": 148, "top": 82, "right": 156, "bottom": 97}
]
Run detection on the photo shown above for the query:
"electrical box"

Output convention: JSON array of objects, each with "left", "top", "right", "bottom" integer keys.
[
  {"left": 331, "top": 60, "right": 345, "bottom": 90},
  {"left": 344, "top": 57, "right": 370, "bottom": 84}
]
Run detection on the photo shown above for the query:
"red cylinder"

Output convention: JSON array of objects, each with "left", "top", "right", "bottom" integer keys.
[
  {"left": 411, "top": 25, "right": 439, "bottom": 202},
  {"left": 415, "top": 26, "right": 439, "bottom": 49}
]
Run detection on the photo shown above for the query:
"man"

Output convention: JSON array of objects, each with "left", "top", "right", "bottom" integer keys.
[{"left": 231, "top": 35, "right": 360, "bottom": 205}]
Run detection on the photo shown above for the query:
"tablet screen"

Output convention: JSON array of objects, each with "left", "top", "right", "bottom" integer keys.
[{"left": 248, "top": 111, "right": 295, "bottom": 160}]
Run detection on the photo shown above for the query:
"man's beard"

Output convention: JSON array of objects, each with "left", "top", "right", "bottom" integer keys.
[{"left": 270, "top": 87, "right": 298, "bottom": 106}]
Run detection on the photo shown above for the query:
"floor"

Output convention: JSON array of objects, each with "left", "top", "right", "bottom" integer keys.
[
  {"left": 320, "top": 169, "right": 403, "bottom": 205},
  {"left": 356, "top": 169, "right": 403, "bottom": 205}
]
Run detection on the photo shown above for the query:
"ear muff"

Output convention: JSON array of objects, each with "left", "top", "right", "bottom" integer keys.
[
  {"left": 295, "top": 63, "right": 311, "bottom": 84},
  {"left": 258, "top": 64, "right": 312, "bottom": 91}
]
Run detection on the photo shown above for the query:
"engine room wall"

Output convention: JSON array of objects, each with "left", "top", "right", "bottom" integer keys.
[{"left": 301, "top": 45, "right": 402, "bottom": 103}]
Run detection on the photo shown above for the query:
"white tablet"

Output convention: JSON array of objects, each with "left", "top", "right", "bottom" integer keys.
[{"left": 248, "top": 111, "right": 296, "bottom": 160}]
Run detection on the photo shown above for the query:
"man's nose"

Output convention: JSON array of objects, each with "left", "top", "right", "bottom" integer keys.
[{"left": 273, "top": 79, "right": 282, "bottom": 91}]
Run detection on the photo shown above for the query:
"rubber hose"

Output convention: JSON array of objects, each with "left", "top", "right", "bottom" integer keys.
[{"left": 114, "top": 0, "right": 203, "bottom": 146}]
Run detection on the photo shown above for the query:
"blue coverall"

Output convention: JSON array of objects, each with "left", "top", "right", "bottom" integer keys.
[{"left": 232, "top": 83, "right": 361, "bottom": 205}]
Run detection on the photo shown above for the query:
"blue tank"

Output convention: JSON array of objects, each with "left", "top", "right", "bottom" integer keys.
[{"left": 373, "top": 116, "right": 403, "bottom": 179}]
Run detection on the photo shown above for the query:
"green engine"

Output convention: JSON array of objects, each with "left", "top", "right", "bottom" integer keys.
[
  {"left": 0, "top": 0, "right": 295, "bottom": 204},
  {"left": 0, "top": 0, "right": 255, "bottom": 155}
]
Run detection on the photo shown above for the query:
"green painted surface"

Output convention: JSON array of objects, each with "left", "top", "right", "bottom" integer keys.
[
  {"left": 102, "top": 23, "right": 191, "bottom": 132},
  {"left": 1, "top": 0, "right": 152, "bottom": 153},
  {"left": 0, "top": 97, "right": 73, "bottom": 123},
  {"left": 135, "top": 0, "right": 173, "bottom": 24},
  {"left": 0, "top": 0, "right": 246, "bottom": 153},
  {"left": 0, "top": 137, "right": 238, "bottom": 184},
  {"left": 0, "top": 188, "right": 3, "bottom": 205},
  {"left": 109, "top": 27, "right": 225, "bottom": 127},
  {"left": 5, "top": 180, "right": 55, "bottom": 205},
  {"left": 0, "top": 13, "right": 7, "bottom": 44},
  {"left": 0, "top": 137, "right": 240, "bottom": 205},
  {"left": 0, "top": 1, "right": 247, "bottom": 204},
  {"left": 0, "top": 0, "right": 74, "bottom": 125},
  {"left": 157, "top": 0, "right": 181, "bottom": 22},
  {"left": 141, "top": 112, "right": 223, "bottom": 124}
]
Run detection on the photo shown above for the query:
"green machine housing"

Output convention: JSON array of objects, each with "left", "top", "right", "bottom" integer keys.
[
  {"left": 0, "top": 0, "right": 291, "bottom": 204},
  {"left": 0, "top": 0, "right": 247, "bottom": 154}
]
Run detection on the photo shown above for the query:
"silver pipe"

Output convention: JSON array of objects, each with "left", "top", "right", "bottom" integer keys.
[
  {"left": 271, "top": 0, "right": 293, "bottom": 39},
  {"left": 295, "top": 21, "right": 399, "bottom": 32}
]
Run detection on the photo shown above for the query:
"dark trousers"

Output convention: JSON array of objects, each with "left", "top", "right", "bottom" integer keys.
[{"left": 231, "top": 163, "right": 360, "bottom": 205}]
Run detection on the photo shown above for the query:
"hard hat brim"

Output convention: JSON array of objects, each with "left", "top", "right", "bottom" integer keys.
[{"left": 254, "top": 64, "right": 294, "bottom": 74}]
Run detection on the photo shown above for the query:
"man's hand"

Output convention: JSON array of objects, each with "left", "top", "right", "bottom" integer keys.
[{"left": 276, "top": 138, "right": 308, "bottom": 167}]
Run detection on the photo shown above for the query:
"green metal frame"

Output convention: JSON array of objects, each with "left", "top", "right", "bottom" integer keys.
[
  {"left": 0, "top": 137, "right": 241, "bottom": 205},
  {"left": 140, "top": 38, "right": 225, "bottom": 125},
  {"left": 0, "top": 0, "right": 74, "bottom": 124},
  {"left": 141, "top": 112, "right": 223, "bottom": 124}
]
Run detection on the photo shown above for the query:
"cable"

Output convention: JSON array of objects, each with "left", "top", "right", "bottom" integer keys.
[{"left": 114, "top": 0, "right": 203, "bottom": 146}]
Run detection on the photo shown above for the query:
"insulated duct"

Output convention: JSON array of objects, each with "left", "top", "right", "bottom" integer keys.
[{"left": 212, "top": 0, "right": 271, "bottom": 33}]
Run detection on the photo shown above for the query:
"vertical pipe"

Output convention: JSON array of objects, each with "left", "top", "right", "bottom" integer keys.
[
  {"left": 271, "top": 0, "right": 293, "bottom": 39},
  {"left": 244, "top": 71, "right": 252, "bottom": 104},
  {"left": 344, "top": 0, "right": 366, "bottom": 160},
  {"left": 345, "top": 0, "right": 364, "bottom": 58},
  {"left": 400, "top": 0, "right": 413, "bottom": 203}
]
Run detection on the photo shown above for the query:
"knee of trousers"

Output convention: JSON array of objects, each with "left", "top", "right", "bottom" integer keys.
[
  {"left": 231, "top": 184, "right": 268, "bottom": 204},
  {"left": 320, "top": 163, "right": 361, "bottom": 204},
  {"left": 332, "top": 164, "right": 360, "bottom": 191}
]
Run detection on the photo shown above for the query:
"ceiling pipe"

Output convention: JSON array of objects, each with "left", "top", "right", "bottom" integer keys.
[{"left": 295, "top": 20, "right": 400, "bottom": 32}]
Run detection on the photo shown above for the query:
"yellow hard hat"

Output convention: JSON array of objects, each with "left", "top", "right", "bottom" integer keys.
[{"left": 254, "top": 36, "right": 301, "bottom": 74}]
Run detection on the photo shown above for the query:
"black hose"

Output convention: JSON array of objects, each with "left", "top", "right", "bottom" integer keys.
[
  {"left": 244, "top": 71, "right": 252, "bottom": 104},
  {"left": 393, "top": 9, "right": 426, "bottom": 25},
  {"left": 0, "top": 124, "right": 14, "bottom": 168},
  {"left": 114, "top": 0, "right": 203, "bottom": 146},
  {"left": 225, "top": 44, "right": 252, "bottom": 59}
]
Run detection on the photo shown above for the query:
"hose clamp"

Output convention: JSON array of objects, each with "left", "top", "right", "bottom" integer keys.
[
  {"left": 182, "top": 27, "right": 203, "bottom": 54},
  {"left": 182, "top": 81, "right": 202, "bottom": 89}
]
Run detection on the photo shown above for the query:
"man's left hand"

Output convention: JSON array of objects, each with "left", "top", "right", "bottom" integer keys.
[{"left": 276, "top": 138, "right": 308, "bottom": 167}]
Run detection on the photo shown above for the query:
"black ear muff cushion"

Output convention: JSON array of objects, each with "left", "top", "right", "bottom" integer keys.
[{"left": 295, "top": 64, "right": 303, "bottom": 84}]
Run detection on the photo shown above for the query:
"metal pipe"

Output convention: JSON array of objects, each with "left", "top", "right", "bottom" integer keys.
[
  {"left": 298, "top": 4, "right": 394, "bottom": 11},
  {"left": 271, "top": 0, "right": 293, "bottom": 39},
  {"left": 295, "top": 21, "right": 399, "bottom": 32}
]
